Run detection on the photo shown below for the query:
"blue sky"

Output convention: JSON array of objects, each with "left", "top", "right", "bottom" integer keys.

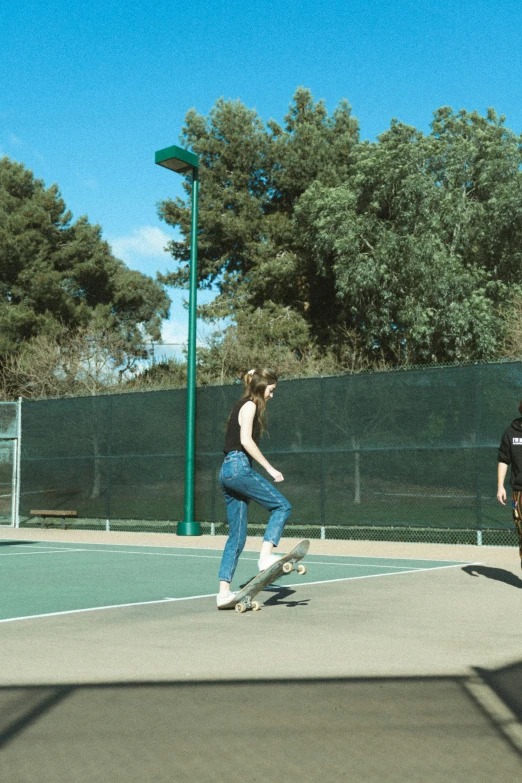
[{"left": 2, "top": 0, "right": 521, "bottom": 352}]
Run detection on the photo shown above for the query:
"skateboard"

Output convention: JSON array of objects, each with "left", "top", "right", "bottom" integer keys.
[{"left": 222, "top": 539, "right": 310, "bottom": 614}]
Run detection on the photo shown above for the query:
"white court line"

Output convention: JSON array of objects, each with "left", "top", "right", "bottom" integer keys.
[
  {"left": 141, "top": 543, "right": 480, "bottom": 564},
  {"left": 280, "top": 562, "right": 475, "bottom": 589},
  {"left": 0, "top": 545, "right": 223, "bottom": 559},
  {"left": 0, "top": 543, "right": 469, "bottom": 568},
  {"left": 0, "top": 547, "right": 467, "bottom": 569},
  {"left": 0, "top": 562, "right": 475, "bottom": 624},
  {"left": 0, "top": 547, "right": 224, "bottom": 560},
  {"left": 0, "top": 545, "right": 70, "bottom": 551},
  {"left": 0, "top": 594, "right": 217, "bottom": 624},
  {"left": 289, "top": 559, "right": 469, "bottom": 570},
  {"left": 0, "top": 544, "right": 99, "bottom": 552},
  {"left": 0, "top": 549, "right": 471, "bottom": 575},
  {"left": 0, "top": 539, "right": 474, "bottom": 564},
  {"left": 0, "top": 548, "right": 90, "bottom": 557}
]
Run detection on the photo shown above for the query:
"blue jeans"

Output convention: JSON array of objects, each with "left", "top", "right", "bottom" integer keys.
[{"left": 218, "top": 450, "right": 292, "bottom": 584}]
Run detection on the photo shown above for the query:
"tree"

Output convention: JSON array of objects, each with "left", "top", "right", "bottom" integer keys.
[
  {"left": 157, "top": 88, "right": 359, "bottom": 336},
  {"left": 295, "top": 109, "right": 522, "bottom": 363},
  {"left": 196, "top": 302, "right": 339, "bottom": 385},
  {"left": 0, "top": 326, "right": 151, "bottom": 400},
  {"left": 158, "top": 92, "right": 522, "bottom": 371},
  {"left": 0, "top": 157, "right": 170, "bottom": 360}
]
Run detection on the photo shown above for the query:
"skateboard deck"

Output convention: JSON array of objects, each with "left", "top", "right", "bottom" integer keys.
[{"left": 220, "top": 539, "right": 310, "bottom": 613}]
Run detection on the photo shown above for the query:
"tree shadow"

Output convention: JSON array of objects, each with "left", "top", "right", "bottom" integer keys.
[{"left": 462, "top": 565, "right": 522, "bottom": 589}]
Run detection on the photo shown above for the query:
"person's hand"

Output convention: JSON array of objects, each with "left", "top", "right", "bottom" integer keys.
[
  {"left": 268, "top": 467, "right": 284, "bottom": 482},
  {"left": 497, "top": 487, "right": 507, "bottom": 505}
]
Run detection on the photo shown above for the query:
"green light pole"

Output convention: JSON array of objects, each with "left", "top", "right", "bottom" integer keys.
[{"left": 155, "top": 144, "right": 201, "bottom": 536}]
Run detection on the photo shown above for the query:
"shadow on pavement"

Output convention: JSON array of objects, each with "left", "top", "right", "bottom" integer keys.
[
  {"left": 462, "top": 565, "right": 522, "bottom": 589},
  {"left": 236, "top": 580, "right": 310, "bottom": 609},
  {"left": 478, "top": 659, "right": 522, "bottom": 721},
  {"left": 1, "top": 666, "right": 521, "bottom": 782}
]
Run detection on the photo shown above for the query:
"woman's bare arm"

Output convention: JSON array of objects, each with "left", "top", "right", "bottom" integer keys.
[{"left": 239, "top": 401, "right": 284, "bottom": 482}]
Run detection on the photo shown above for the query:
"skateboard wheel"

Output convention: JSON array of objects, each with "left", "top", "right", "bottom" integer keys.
[
  {"left": 252, "top": 601, "right": 261, "bottom": 611},
  {"left": 296, "top": 564, "right": 307, "bottom": 575},
  {"left": 282, "top": 562, "right": 294, "bottom": 574},
  {"left": 235, "top": 603, "right": 247, "bottom": 614}
]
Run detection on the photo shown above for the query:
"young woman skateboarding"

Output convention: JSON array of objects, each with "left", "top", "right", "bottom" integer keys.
[{"left": 216, "top": 368, "right": 292, "bottom": 608}]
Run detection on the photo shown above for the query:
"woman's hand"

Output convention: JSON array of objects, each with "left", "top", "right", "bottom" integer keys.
[
  {"left": 268, "top": 467, "right": 284, "bottom": 483},
  {"left": 497, "top": 486, "right": 506, "bottom": 505}
]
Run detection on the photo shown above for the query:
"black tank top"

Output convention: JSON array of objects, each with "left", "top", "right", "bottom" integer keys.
[{"left": 223, "top": 399, "right": 261, "bottom": 455}]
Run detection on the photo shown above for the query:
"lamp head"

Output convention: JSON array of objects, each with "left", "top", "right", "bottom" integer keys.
[{"left": 155, "top": 144, "right": 198, "bottom": 175}]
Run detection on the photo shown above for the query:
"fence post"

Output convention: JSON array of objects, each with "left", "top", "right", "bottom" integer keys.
[
  {"left": 15, "top": 397, "right": 22, "bottom": 528},
  {"left": 474, "top": 366, "right": 483, "bottom": 545},
  {"left": 210, "top": 390, "right": 218, "bottom": 525},
  {"left": 104, "top": 395, "right": 113, "bottom": 530},
  {"left": 320, "top": 377, "right": 326, "bottom": 531}
]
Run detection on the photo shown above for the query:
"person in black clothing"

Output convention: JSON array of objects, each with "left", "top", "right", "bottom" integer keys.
[
  {"left": 497, "top": 401, "right": 522, "bottom": 568},
  {"left": 216, "top": 368, "right": 292, "bottom": 608}
]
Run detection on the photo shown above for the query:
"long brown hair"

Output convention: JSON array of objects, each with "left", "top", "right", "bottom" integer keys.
[{"left": 236, "top": 367, "right": 278, "bottom": 435}]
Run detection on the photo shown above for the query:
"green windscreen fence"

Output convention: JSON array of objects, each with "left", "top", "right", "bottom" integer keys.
[{"left": 19, "top": 362, "right": 522, "bottom": 541}]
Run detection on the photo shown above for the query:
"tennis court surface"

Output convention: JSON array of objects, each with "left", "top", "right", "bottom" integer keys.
[
  {"left": 2, "top": 529, "right": 522, "bottom": 781},
  {"left": 0, "top": 537, "right": 470, "bottom": 622}
]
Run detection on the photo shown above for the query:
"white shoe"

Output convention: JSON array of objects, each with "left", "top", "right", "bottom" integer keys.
[
  {"left": 257, "top": 553, "right": 282, "bottom": 572},
  {"left": 216, "top": 591, "right": 237, "bottom": 609}
]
